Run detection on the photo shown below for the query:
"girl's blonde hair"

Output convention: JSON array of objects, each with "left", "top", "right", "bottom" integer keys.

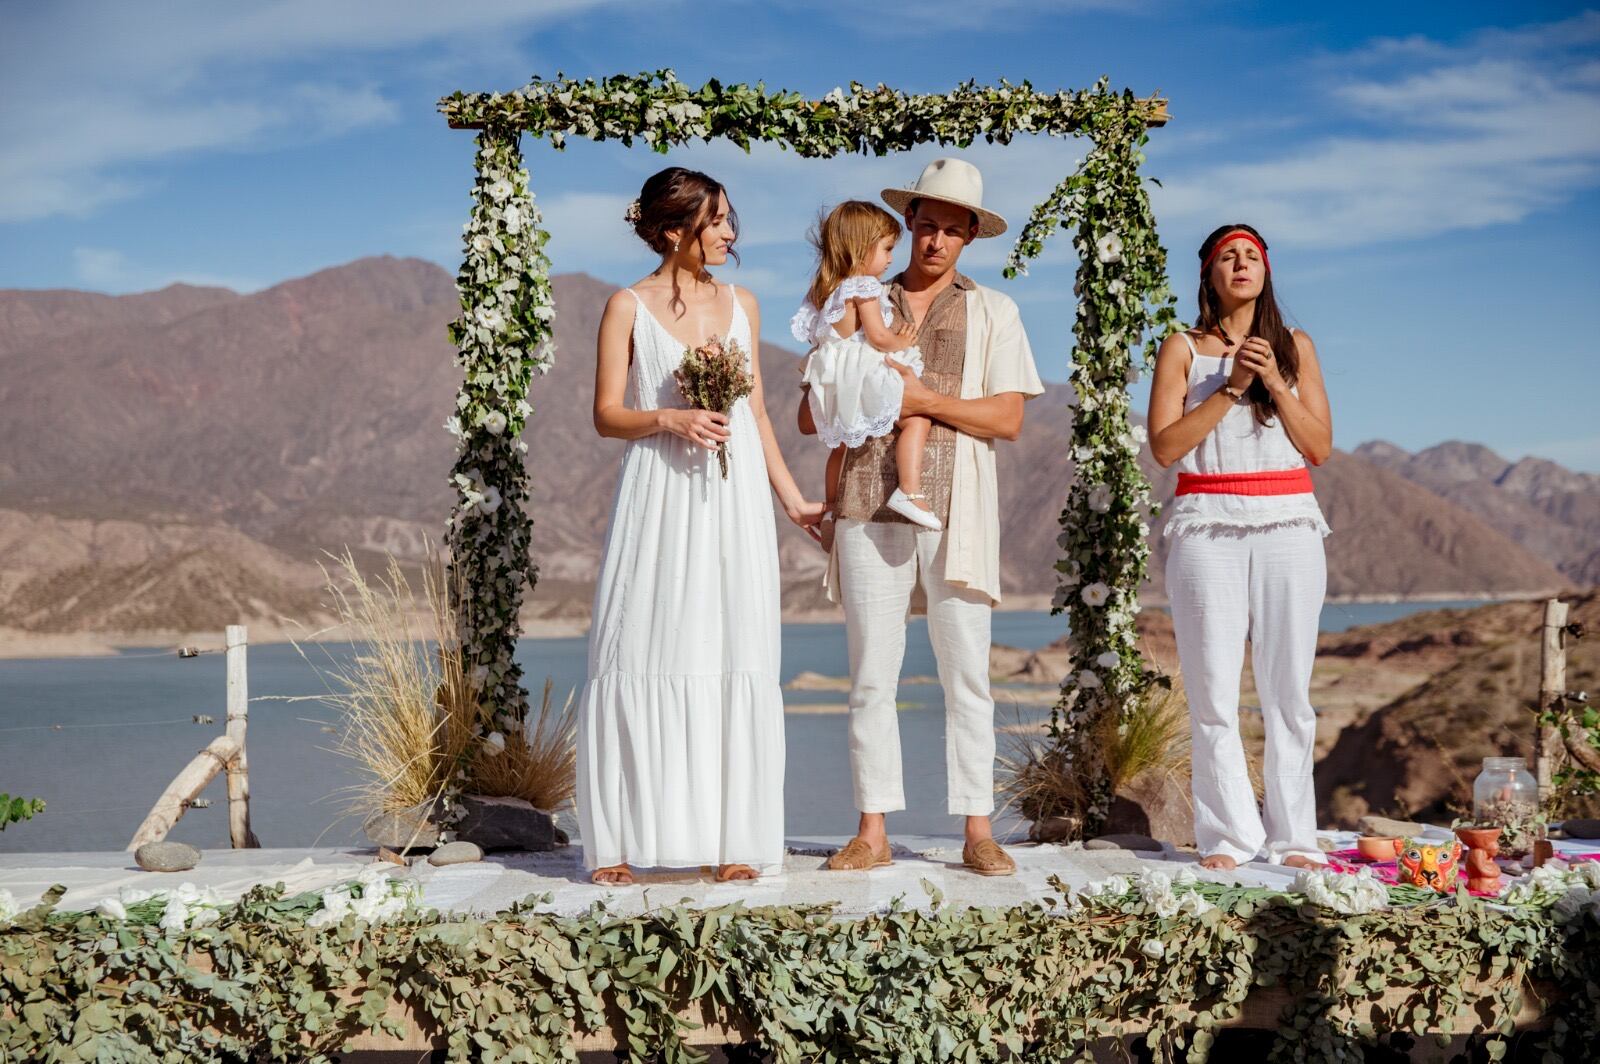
[{"left": 805, "top": 200, "right": 901, "bottom": 310}]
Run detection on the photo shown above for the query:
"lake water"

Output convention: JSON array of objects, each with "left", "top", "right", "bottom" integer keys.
[{"left": 0, "top": 602, "right": 1492, "bottom": 854}]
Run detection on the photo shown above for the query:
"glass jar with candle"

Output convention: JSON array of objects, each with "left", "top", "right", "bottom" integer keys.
[{"left": 1472, "top": 756, "right": 1541, "bottom": 856}]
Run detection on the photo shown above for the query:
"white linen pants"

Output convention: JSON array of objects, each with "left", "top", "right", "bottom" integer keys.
[
  {"left": 1166, "top": 524, "right": 1325, "bottom": 864},
  {"left": 836, "top": 518, "right": 995, "bottom": 816}
]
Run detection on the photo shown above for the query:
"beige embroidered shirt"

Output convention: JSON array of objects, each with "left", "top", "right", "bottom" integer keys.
[
  {"left": 822, "top": 279, "right": 1044, "bottom": 606},
  {"left": 833, "top": 271, "right": 971, "bottom": 525}
]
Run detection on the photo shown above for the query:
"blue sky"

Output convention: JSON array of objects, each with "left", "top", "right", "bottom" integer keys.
[{"left": 3, "top": 2, "right": 1598, "bottom": 470}]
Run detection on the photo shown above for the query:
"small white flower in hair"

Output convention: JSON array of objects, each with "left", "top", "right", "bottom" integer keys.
[{"left": 623, "top": 198, "right": 643, "bottom": 224}]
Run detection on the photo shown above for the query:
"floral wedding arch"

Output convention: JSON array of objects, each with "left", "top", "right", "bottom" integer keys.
[{"left": 437, "top": 70, "right": 1176, "bottom": 828}]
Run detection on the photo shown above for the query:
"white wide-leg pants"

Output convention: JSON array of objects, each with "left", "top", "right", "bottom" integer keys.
[
  {"left": 836, "top": 519, "right": 996, "bottom": 816},
  {"left": 1166, "top": 523, "right": 1326, "bottom": 864}
]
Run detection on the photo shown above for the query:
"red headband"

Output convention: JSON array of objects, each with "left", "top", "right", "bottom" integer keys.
[{"left": 1201, "top": 231, "right": 1270, "bottom": 275}]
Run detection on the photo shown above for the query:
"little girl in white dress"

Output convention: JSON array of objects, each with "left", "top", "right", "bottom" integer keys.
[{"left": 791, "top": 200, "right": 940, "bottom": 531}]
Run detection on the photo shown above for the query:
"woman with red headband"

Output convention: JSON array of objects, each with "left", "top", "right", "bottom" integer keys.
[{"left": 1147, "top": 223, "right": 1333, "bottom": 871}]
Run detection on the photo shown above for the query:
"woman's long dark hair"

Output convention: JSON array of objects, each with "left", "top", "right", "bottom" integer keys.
[
  {"left": 1195, "top": 223, "right": 1297, "bottom": 426},
  {"left": 630, "top": 167, "right": 739, "bottom": 314}
]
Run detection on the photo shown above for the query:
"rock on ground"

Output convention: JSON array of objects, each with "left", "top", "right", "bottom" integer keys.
[{"left": 135, "top": 841, "right": 201, "bottom": 872}]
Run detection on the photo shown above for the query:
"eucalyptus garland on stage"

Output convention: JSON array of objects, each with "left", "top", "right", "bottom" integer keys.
[
  {"left": 5, "top": 865, "right": 1600, "bottom": 1062},
  {"left": 436, "top": 71, "right": 1170, "bottom": 826}
]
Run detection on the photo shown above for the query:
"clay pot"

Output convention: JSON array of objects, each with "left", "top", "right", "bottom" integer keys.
[
  {"left": 1356, "top": 835, "right": 1401, "bottom": 861},
  {"left": 1454, "top": 826, "right": 1502, "bottom": 855}
]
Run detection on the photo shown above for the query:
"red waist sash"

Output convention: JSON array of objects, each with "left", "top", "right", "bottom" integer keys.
[{"left": 1175, "top": 468, "right": 1313, "bottom": 496}]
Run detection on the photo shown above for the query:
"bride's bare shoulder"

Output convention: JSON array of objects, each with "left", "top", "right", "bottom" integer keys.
[{"left": 732, "top": 283, "right": 759, "bottom": 315}]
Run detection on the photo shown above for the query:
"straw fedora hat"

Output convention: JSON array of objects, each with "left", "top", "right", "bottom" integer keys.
[{"left": 881, "top": 158, "right": 1007, "bottom": 239}]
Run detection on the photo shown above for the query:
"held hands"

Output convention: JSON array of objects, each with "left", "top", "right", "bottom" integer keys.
[
  {"left": 665, "top": 409, "right": 731, "bottom": 450},
  {"left": 786, "top": 499, "right": 829, "bottom": 544},
  {"left": 1233, "top": 336, "right": 1287, "bottom": 394}
]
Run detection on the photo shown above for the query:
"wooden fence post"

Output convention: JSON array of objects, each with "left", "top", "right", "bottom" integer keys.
[
  {"left": 225, "top": 625, "right": 260, "bottom": 848},
  {"left": 1535, "top": 599, "right": 1570, "bottom": 807}
]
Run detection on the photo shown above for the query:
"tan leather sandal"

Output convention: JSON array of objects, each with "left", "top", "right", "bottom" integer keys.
[
  {"left": 825, "top": 837, "right": 893, "bottom": 871},
  {"left": 591, "top": 865, "right": 635, "bottom": 886},
  {"left": 961, "top": 839, "right": 1016, "bottom": 877}
]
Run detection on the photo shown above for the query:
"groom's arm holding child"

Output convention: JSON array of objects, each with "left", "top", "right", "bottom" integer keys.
[{"left": 881, "top": 294, "right": 1031, "bottom": 442}]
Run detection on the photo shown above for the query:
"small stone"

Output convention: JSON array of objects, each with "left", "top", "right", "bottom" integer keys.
[
  {"left": 135, "top": 841, "right": 201, "bottom": 872},
  {"left": 427, "top": 841, "right": 484, "bottom": 867},
  {"left": 1562, "top": 818, "right": 1600, "bottom": 839},
  {"left": 1358, "top": 815, "right": 1426, "bottom": 839},
  {"left": 1085, "top": 833, "right": 1162, "bottom": 852}
]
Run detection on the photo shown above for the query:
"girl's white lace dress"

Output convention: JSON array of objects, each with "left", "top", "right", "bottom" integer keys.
[
  {"left": 791, "top": 275, "right": 925, "bottom": 449},
  {"left": 575, "top": 284, "right": 785, "bottom": 875}
]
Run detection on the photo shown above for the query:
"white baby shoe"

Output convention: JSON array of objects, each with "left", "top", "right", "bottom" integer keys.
[{"left": 887, "top": 488, "right": 942, "bottom": 531}]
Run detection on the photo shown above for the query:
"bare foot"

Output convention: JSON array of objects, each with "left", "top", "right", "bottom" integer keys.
[
  {"left": 716, "top": 863, "right": 759, "bottom": 882},
  {"left": 591, "top": 864, "right": 634, "bottom": 885},
  {"left": 1199, "top": 854, "right": 1239, "bottom": 871},
  {"left": 1283, "top": 855, "right": 1328, "bottom": 870}
]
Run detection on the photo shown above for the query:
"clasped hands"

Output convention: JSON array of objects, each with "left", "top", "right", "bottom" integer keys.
[{"left": 1228, "top": 336, "right": 1288, "bottom": 395}]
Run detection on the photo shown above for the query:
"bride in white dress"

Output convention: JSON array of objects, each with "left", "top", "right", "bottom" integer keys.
[{"left": 578, "top": 167, "right": 825, "bottom": 884}]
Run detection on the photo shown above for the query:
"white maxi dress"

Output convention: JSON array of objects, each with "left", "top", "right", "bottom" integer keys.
[{"left": 576, "top": 284, "right": 786, "bottom": 875}]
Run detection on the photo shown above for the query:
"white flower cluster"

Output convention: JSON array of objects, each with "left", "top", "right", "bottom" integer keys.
[
  {"left": 306, "top": 865, "right": 423, "bottom": 929},
  {"left": 96, "top": 882, "right": 227, "bottom": 933},
  {"left": 1293, "top": 865, "right": 1390, "bottom": 915},
  {"left": 1070, "top": 867, "right": 1215, "bottom": 920},
  {"left": 453, "top": 467, "right": 502, "bottom": 517},
  {"left": 0, "top": 888, "right": 18, "bottom": 926},
  {"left": 1503, "top": 859, "right": 1600, "bottom": 921}
]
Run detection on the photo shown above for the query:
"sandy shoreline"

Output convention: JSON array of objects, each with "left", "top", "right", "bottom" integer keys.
[{"left": 0, "top": 591, "right": 1537, "bottom": 662}]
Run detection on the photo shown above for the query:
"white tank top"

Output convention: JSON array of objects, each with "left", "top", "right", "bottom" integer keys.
[{"left": 1164, "top": 330, "right": 1330, "bottom": 539}]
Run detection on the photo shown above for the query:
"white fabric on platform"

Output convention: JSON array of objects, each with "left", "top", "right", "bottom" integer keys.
[
  {"left": 575, "top": 285, "right": 785, "bottom": 875},
  {"left": 792, "top": 274, "right": 924, "bottom": 451},
  {"left": 1165, "top": 331, "right": 1330, "bottom": 539},
  {"left": 1167, "top": 523, "right": 1326, "bottom": 865}
]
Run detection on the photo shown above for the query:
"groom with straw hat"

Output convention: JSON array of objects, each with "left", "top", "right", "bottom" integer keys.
[{"left": 798, "top": 157, "right": 1044, "bottom": 876}]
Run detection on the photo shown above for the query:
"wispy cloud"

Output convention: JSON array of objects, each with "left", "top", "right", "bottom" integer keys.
[
  {"left": 0, "top": 0, "right": 628, "bottom": 223},
  {"left": 71, "top": 247, "right": 263, "bottom": 294},
  {"left": 1153, "top": 12, "right": 1600, "bottom": 248}
]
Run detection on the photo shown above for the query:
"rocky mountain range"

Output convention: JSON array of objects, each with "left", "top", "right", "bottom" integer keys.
[{"left": 0, "top": 256, "right": 1586, "bottom": 647}]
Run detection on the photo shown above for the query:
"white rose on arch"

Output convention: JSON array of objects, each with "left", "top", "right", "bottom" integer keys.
[
  {"left": 1096, "top": 650, "right": 1120, "bottom": 669},
  {"left": 480, "top": 410, "right": 507, "bottom": 436},
  {"left": 1076, "top": 669, "right": 1102, "bottom": 690},
  {"left": 1087, "top": 484, "right": 1112, "bottom": 513},
  {"left": 1095, "top": 232, "right": 1123, "bottom": 264},
  {"left": 1081, "top": 582, "right": 1110, "bottom": 607}
]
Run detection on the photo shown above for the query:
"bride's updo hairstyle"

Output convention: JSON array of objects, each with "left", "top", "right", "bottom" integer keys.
[{"left": 629, "top": 167, "right": 740, "bottom": 265}]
